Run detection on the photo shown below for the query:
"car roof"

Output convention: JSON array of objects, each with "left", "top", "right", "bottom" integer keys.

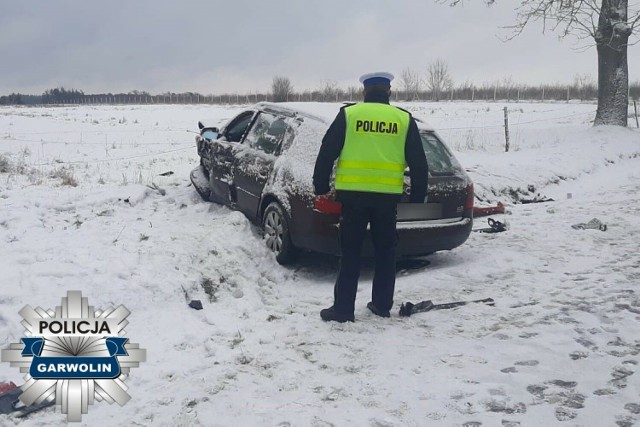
[
  {"left": 255, "top": 102, "right": 330, "bottom": 125},
  {"left": 254, "top": 102, "right": 436, "bottom": 132}
]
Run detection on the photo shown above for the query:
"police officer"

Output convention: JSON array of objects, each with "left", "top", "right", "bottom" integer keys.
[{"left": 313, "top": 72, "right": 429, "bottom": 322}]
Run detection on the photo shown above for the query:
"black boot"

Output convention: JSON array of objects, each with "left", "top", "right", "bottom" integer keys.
[
  {"left": 367, "top": 301, "right": 390, "bottom": 318},
  {"left": 320, "top": 306, "right": 355, "bottom": 323}
]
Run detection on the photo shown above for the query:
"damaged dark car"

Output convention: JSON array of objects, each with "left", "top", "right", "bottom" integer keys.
[{"left": 190, "top": 102, "right": 473, "bottom": 264}]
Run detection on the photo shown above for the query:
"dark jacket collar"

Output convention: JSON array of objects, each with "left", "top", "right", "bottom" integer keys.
[{"left": 363, "top": 92, "right": 390, "bottom": 104}]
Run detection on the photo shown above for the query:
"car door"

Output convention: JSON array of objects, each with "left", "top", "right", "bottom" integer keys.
[
  {"left": 208, "top": 111, "right": 256, "bottom": 204},
  {"left": 233, "top": 112, "right": 291, "bottom": 219}
]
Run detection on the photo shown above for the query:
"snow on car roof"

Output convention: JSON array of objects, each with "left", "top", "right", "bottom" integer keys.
[
  {"left": 255, "top": 102, "right": 435, "bottom": 132},
  {"left": 255, "top": 102, "right": 331, "bottom": 125}
]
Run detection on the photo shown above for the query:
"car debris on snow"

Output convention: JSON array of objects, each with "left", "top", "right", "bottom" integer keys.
[{"left": 571, "top": 218, "right": 608, "bottom": 231}]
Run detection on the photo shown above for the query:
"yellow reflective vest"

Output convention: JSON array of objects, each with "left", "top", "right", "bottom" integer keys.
[{"left": 335, "top": 103, "right": 410, "bottom": 194}]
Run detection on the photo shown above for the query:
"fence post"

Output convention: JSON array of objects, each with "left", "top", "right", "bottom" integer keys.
[
  {"left": 503, "top": 106, "right": 510, "bottom": 152},
  {"left": 542, "top": 87, "right": 545, "bottom": 102},
  {"left": 471, "top": 86, "right": 475, "bottom": 102},
  {"left": 566, "top": 87, "right": 570, "bottom": 103},
  {"left": 634, "top": 101, "right": 639, "bottom": 128},
  {"left": 493, "top": 85, "right": 497, "bottom": 102}
]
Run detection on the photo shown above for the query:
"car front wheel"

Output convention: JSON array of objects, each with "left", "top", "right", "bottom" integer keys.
[{"left": 263, "top": 202, "right": 296, "bottom": 265}]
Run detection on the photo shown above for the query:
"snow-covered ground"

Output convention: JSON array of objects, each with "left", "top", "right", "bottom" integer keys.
[{"left": 0, "top": 102, "right": 639, "bottom": 426}]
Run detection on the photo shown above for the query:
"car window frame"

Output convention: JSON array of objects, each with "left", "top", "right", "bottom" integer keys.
[{"left": 221, "top": 111, "right": 257, "bottom": 144}]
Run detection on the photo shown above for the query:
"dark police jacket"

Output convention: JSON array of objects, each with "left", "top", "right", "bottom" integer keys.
[{"left": 313, "top": 93, "right": 429, "bottom": 205}]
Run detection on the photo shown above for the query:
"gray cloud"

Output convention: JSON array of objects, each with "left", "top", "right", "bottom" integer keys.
[{"left": 0, "top": 1, "right": 637, "bottom": 94}]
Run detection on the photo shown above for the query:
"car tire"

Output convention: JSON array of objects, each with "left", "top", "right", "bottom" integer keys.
[{"left": 262, "top": 202, "right": 297, "bottom": 265}]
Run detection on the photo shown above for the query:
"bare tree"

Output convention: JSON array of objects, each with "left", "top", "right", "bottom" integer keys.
[
  {"left": 501, "top": 76, "right": 518, "bottom": 100},
  {"left": 573, "top": 73, "right": 597, "bottom": 100},
  {"left": 271, "top": 76, "right": 293, "bottom": 102},
  {"left": 346, "top": 85, "right": 361, "bottom": 102},
  {"left": 631, "top": 79, "right": 640, "bottom": 100},
  {"left": 399, "top": 68, "right": 422, "bottom": 101},
  {"left": 426, "top": 59, "right": 453, "bottom": 101},
  {"left": 441, "top": 0, "right": 640, "bottom": 126},
  {"left": 319, "top": 79, "right": 339, "bottom": 101},
  {"left": 458, "top": 79, "right": 477, "bottom": 100}
]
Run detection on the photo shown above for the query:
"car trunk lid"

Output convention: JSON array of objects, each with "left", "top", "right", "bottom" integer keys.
[{"left": 399, "top": 175, "right": 471, "bottom": 221}]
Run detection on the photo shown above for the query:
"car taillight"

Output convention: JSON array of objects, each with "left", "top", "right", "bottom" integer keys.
[
  {"left": 314, "top": 196, "right": 342, "bottom": 215},
  {"left": 465, "top": 184, "right": 474, "bottom": 210}
]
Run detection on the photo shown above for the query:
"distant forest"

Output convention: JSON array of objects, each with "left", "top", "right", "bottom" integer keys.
[{"left": 1, "top": 83, "right": 639, "bottom": 106}]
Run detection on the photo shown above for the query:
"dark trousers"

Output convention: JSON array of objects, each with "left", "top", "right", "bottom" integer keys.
[{"left": 333, "top": 201, "right": 398, "bottom": 314}]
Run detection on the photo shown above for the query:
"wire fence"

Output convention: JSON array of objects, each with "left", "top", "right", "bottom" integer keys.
[{"left": 0, "top": 102, "right": 635, "bottom": 170}]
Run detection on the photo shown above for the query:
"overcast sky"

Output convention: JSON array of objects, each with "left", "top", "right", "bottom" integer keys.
[{"left": 1, "top": 1, "right": 639, "bottom": 95}]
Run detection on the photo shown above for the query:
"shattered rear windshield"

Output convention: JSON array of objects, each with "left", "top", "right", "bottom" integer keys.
[{"left": 420, "top": 132, "right": 462, "bottom": 176}]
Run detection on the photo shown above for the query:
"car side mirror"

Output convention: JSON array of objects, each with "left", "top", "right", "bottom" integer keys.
[
  {"left": 198, "top": 121, "right": 204, "bottom": 130},
  {"left": 201, "top": 127, "right": 219, "bottom": 141}
]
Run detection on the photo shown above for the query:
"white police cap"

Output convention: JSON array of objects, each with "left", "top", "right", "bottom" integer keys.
[{"left": 359, "top": 72, "right": 394, "bottom": 86}]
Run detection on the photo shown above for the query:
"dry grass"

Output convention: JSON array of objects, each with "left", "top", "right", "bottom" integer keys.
[
  {"left": 200, "top": 277, "right": 219, "bottom": 302},
  {"left": 50, "top": 167, "right": 78, "bottom": 187},
  {"left": 0, "top": 154, "right": 11, "bottom": 173}
]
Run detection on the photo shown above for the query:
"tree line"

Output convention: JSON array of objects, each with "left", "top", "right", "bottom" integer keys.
[
  {"left": 2, "top": 77, "right": 639, "bottom": 107},
  {"left": 270, "top": 65, "right": 640, "bottom": 103}
]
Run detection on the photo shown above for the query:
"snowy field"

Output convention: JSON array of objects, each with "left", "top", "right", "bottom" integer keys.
[{"left": 0, "top": 102, "right": 639, "bottom": 426}]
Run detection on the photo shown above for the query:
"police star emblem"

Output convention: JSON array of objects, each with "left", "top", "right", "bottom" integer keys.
[{"left": 1, "top": 291, "right": 146, "bottom": 421}]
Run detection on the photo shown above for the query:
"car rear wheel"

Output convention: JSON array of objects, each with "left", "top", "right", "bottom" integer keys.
[{"left": 263, "top": 202, "right": 296, "bottom": 265}]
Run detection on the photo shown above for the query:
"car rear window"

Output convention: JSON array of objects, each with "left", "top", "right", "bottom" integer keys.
[{"left": 420, "top": 132, "right": 462, "bottom": 176}]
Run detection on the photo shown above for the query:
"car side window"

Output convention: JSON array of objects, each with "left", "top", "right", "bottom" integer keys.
[
  {"left": 224, "top": 112, "right": 254, "bottom": 143},
  {"left": 420, "top": 132, "right": 463, "bottom": 175},
  {"left": 243, "top": 113, "right": 289, "bottom": 155}
]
